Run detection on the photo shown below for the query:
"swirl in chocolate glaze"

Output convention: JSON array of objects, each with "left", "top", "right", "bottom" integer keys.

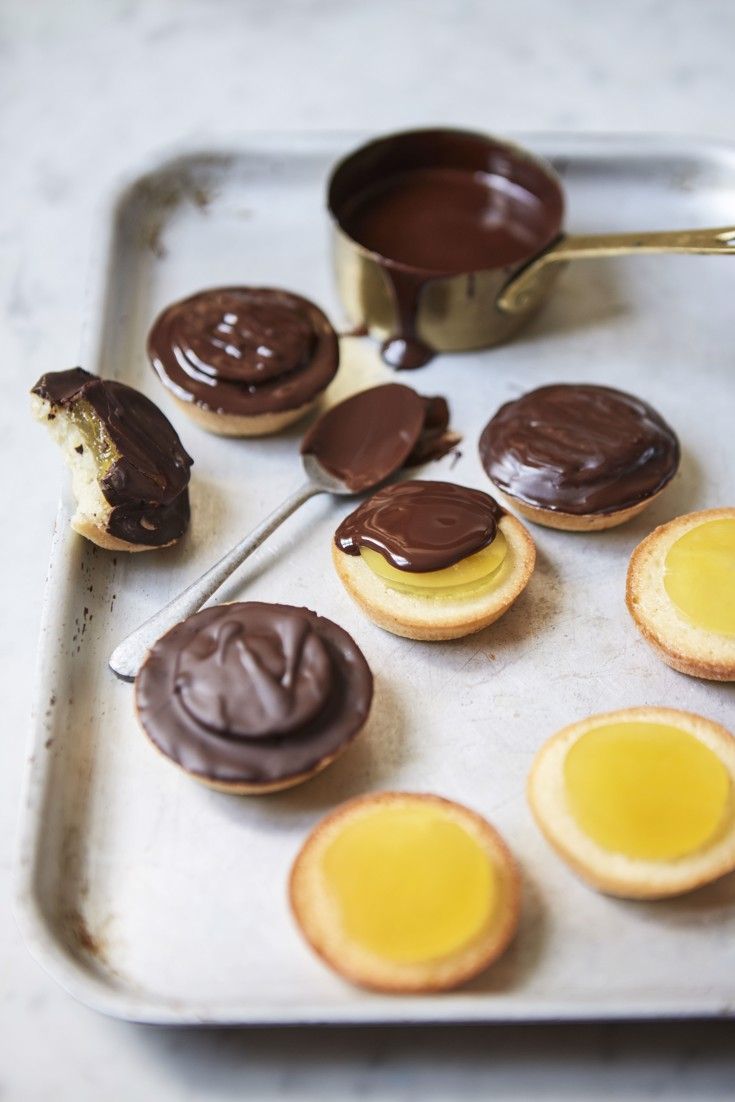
[
  {"left": 301, "top": 383, "right": 458, "bottom": 493},
  {"left": 147, "top": 287, "right": 339, "bottom": 416},
  {"left": 335, "top": 480, "right": 504, "bottom": 572},
  {"left": 135, "top": 603, "right": 373, "bottom": 786},
  {"left": 479, "top": 384, "right": 680, "bottom": 516},
  {"left": 31, "top": 367, "right": 192, "bottom": 546}
]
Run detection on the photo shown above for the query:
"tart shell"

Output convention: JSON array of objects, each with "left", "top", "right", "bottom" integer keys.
[{"left": 289, "top": 791, "right": 521, "bottom": 993}]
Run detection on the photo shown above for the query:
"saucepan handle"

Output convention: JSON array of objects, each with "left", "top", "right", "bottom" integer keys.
[{"left": 498, "top": 225, "right": 735, "bottom": 315}]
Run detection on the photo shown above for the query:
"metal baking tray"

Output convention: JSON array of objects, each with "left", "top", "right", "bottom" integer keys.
[{"left": 16, "top": 133, "right": 735, "bottom": 1024}]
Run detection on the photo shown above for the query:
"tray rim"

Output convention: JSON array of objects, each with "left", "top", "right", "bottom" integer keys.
[{"left": 15, "top": 129, "right": 735, "bottom": 1025}]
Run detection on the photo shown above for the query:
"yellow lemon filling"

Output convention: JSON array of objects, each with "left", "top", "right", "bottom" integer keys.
[
  {"left": 68, "top": 399, "right": 119, "bottom": 478},
  {"left": 321, "top": 803, "right": 497, "bottom": 964},
  {"left": 663, "top": 518, "right": 735, "bottom": 637},
  {"left": 360, "top": 530, "right": 508, "bottom": 598},
  {"left": 564, "top": 721, "right": 730, "bottom": 861}
]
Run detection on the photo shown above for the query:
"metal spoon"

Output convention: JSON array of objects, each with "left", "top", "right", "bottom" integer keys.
[{"left": 108, "top": 454, "right": 357, "bottom": 681}]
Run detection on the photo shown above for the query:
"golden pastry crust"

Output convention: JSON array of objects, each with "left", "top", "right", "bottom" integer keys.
[
  {"left": 331, "top": 514, "right": 535, "bottom": 641},
  {"left": 289, "top": 791, "right": 521, "bottom": 993},
  {"left": 528, "top": 706, "right": 735, "bottom": 899},
  {"left": 168, "top": 393, "right": 317, "bottom": 437},
  {"left": 626, "top": 507, "right": 735, "bottom": 681},
  {"left": 495, "top": 487, "right": 667, "bottom": 532}
]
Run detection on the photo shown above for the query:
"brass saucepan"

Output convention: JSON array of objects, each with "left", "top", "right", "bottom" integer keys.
[{"left": 327, "top": 128, "right": 735, "bottom": 365}]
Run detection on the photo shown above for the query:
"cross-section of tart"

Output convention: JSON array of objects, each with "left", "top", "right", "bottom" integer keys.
[
  {"left": 31, "top": 367, "right": 192, "bottom": 551},
  {"left": 290, "top": 792, "right": 521, "bottom": 992}
]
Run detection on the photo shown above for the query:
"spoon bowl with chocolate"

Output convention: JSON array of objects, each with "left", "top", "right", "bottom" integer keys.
[
  {"left": 328, "top": 128, "right": 735, "bottom": 370},
  {"left": 109, "top": 383, "right": 458, "bottom": 680}
]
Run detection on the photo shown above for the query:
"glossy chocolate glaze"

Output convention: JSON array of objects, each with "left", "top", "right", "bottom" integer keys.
[
  {"left": 341, "top": 168, "right": 551, "bottom": 272},
  {"left": 406, "top": 395, "right": 460, "bottom": 467},
  {"left": 147, "top": 287, "right": 339, "bottom": 416},
  {"left": 335, "top": 479, "right": 504, "bottom": 572},
  {"left": 301, "top": 383, "right": 458, "bottom": 493},
  {"left": 329, "top": 129, "right": 563, "bottom": 369},
  {"left": 32, "top": 367, "right": 192, "bottom": 545},
  {"left": 479, "top": 383, "right": 680, "bottom": 515},
  {"left": 135, "top": 603, "right": 373, "bottom": 785}
]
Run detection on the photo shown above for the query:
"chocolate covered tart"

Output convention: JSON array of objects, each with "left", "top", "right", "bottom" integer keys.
[
  {"left": 135, "top": 602, "right": 373, "bottom": 793},
  {"left": 479, "top": 383, "right": 680, "bottom": 530},
  {"left": 31, "top": 367, "right": 192, "bottom": 552},
  {"left": 332, "top": 480, "right": 535, "bottom": 640},
  {"left": 148, "top": 287, "right": 339, "bottom": 436}
]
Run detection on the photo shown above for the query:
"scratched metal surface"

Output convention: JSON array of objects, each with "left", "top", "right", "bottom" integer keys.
[{"left": 16, "top": 133, "right": 735, "bottom": 1022}]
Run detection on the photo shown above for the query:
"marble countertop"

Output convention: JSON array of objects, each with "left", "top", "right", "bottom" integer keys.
[{"left": 3, "top": 0, "right": 735, "bottom": 1097}]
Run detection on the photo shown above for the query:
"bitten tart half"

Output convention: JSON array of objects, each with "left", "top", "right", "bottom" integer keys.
[
  {"left": 627, "top": 507, "right": 735, "bottom": 680},
  {"left": 31, "top": 367, "right": 192, "bottom": 552},
  {"left": 290, "top": 792, "right": 521, "bottom": 993},
  {"left": 332, "top": 480, "right": 535, "bottom": 640},
  {"left": 135, "top": 602, "right": 373, "bottom": 793},
  {"left": 147, "top": 286, "right": 339, "bottom": 436},
  {"left": 529, "top": 707, "right": 735, "bottom": 899},
  {"left": 479, "top": 384, "right": 680, "bottom": 531}
]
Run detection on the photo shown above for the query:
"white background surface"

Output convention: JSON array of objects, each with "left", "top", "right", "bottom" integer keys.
[{"left": 3, "top": 0, "right": 735, "bottom": 1097}]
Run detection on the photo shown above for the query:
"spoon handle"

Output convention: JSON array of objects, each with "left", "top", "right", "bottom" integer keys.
[
  {"left": 499, "top": 224, "right": 735, "bottom": 314},
  {"left": 109, "top": 480, "right": 324, "bottom": 681}
]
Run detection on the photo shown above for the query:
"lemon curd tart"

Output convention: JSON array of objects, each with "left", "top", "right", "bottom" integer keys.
[
  {"left": 289, "top": 792, "right": 521, "bottom": 992},
  {"left": 627, "top": 508, "right": 735, "bottom": 680},
  {"left": 528, "top": 707, "right": 735, "bottom": 898},
  {"left": 332, "top": 480, "right": 535, "bottom": 640}
]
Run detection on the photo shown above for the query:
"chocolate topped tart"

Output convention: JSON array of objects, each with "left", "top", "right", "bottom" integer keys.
[
  {"left": 301, "top": 383, "right": 459, "bottom": 493},
  {"left": 479, "top": 383, "right": 680, "bottom": 517},
  {"left": 135, "top": 603, "right": 373, "bottom": 790},
  {"left": 31, "top": 367, "right": 192, "bottom": 548},
  {"left": 335, "top": 480, "right": 504, "bottom": 573},
  {"left": 147, "top": 287, "right": 339, "bottom": 418}
]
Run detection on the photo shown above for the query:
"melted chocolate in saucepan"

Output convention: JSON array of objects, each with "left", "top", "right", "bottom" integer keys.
[{"left": 328, "top": 129, "right": 563, "bottom": 369}]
